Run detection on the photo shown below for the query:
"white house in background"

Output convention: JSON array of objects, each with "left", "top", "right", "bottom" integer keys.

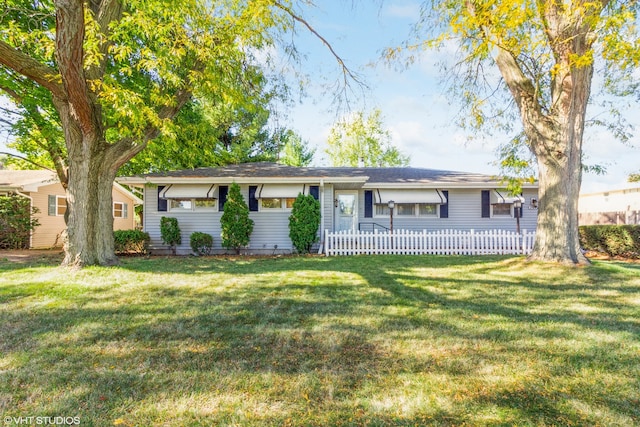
[
  {"left": 0, "top": 170, "right": 142, "bottom": 248},
  {"left": 579, "top": 186, "right": 640, "bottom": 225},
  {"left": 118, "top": 162, "right": 539, "bottom": 255}
]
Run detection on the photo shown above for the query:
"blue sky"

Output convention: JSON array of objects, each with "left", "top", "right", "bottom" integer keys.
[
  {"left": 284, "top": 1, "right": 640, "bottom": 194},
  {"left": 1, "top": 1, "right": 637, "bottom": 194}
]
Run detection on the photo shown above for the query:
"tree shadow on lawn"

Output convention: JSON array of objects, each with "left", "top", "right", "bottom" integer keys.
[{"left": 2, "top": 255, "right": 640, "bottom": 425}]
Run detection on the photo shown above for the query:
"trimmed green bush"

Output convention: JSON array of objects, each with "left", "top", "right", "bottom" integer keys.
[
  {"left": 579, "top": 225, "right": 640, "bottom": 258},
  {"left": 288, "top": 193, "right": 321, "bottom": 254},
  {"left": 190, "top": 231, "right": 213, "bottom": 256},
  {"left": 114, "top": 230, "right": 150, "bottom": 255},
  {"left": 0, "top": 194, "right": 39, "bottom": 249},
  {"left": 160, "top": 217, "right": 181, "bottom": 255},
  {"left": 220, "top": 182, "right": 253, "bottom": 254}
]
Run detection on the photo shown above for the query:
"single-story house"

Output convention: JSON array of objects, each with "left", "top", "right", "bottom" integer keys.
[
  {"left": 0, "top": 170, "right": 142, "bottom": 248},
  {"left": 118, "top": 162, "right": 539, "bottom": 255},
  {"left": 579, "top": 186, "right": 640, "bottom": 225}
]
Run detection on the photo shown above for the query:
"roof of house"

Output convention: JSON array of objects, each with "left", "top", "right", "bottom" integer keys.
[
  {"left": 0, "top": 170, "right": 58, "bottom": 191},
  {"left": 119, "top": 162, "right": 537, "bottom": 189},
  {"left": 0, "top": 169, "right": 143, "bottom": 203}
]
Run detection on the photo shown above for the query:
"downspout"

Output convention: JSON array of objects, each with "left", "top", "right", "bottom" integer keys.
[
  {"left": 318, "top": 179, "right": 325, "bottom": 254},
  {"left": 15, "top": 190, "right": 34, "bottom": 249}
]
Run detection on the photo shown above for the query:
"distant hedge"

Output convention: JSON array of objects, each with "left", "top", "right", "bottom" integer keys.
[
  {"left": 114, "top": 230, "right": 150, "bottom": 255},
  {"left": 579, "top": 225, "right": 640, "bottom": 258}
]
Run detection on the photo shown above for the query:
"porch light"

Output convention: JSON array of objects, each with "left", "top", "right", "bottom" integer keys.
[
  {"left": 387, "top": 200, "right": 395, "bottom": 210},
  {"left": 514, "top": 198, "right": 522, "bottom": 234},
  {"left": 530, "top": 198, "right": 538, "bottom": 209}
]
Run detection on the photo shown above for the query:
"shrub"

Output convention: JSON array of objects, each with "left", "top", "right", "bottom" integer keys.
[
  {"left": 288, "top": 193, "right": 321, "bottom": 254},
  {"left": 160, "top": 217, "right": 181, "bottom": 255},
  {"left": 190, "top": 231, "right": 213, "bottom": 256},
  {"left": 579, "top": 225, "right": 640, "bottom": 258},
  {"left": 220, "top": 182, "right": 253, "bottom": 254},
  {"left": 113, "top": 230, "right": 150, "bottom": 255},
  {"left": 0, "top": 194, "right": 40, "bottom": 249}
]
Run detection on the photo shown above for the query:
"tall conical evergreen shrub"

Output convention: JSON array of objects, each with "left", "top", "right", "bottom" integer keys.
[
  {"left": 220, "top": 182, "right": 254, "bottom": 254},
  {"left": 288, "top": 193, "right": 321, "bottom": 254}
]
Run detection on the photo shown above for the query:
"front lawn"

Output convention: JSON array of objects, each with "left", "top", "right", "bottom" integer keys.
[{"left": 1, "top": 255, "right": 639, "bottom": 426}]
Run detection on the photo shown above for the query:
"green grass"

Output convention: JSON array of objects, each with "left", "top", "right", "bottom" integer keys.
[{"left": 1, "top": 254, "right": 639, "bottom": 426}]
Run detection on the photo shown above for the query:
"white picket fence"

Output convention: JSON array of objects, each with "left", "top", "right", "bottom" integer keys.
[{"left": 324, "top": 229, "right": 535, "bottom": 256}]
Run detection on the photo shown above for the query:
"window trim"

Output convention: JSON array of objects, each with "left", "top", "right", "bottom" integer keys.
[
  {"left": 54, "top": 195, "right": 67, "bottom": 217},
  {"left": 259, "top": 197, "right": 297, "bottom": 211},
  {"left": 490, "top": 203, "right": 514, "bottom": 218},
  {"left": 168, "top": 198, "right": 218, "bottom": 212},
  {"left": 113, "top": 201, "right": 128, "bottom": 219},
  {"left": 374, "top": 202, "right": 440, "bottom": 218}
]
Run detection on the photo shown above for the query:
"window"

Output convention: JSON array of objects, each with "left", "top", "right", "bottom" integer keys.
[
  {"left": 49, "top": 195, "right": 67, "bottom": 216},
  {"left": 375, "top": 203, "right": 439, "bottom": 217},
  {"left": 260, "top": 197, "right": 296, "bottom": 210},
  {"left": 492, "top": 203, "right": 512, "bottom": 217},
  {"left": 168, "top": 198, "right": 217, "bottom": 211},
  {"left": 113, "top": 202, "right": 128, "bottom": 219}
]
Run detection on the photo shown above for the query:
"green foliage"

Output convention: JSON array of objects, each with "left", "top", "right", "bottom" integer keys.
[
  {"left": 326, "top": 109, "right": 409, "bottom": 167},
  {"left": 0, "top": 194, "right": 40, "bottom": 249},
  {"left": 278, "top": 129, "right": 316, "bottom": 167},
  {"left": 113, "top": 230, "right": 150, "bottom": 255},
  {"left": 160, "top": 217, "right": 181, "bottom": 255},
  {"left": 629, "top": 173, "right": 640, "bottom": 183},
  {"left": 579, "top": 225, "right": 640, "bottom": 258},
  {"left": 190, "top": 231, "right": 213, "bottom": 256},
  {"left": 288, "top": 193, "right": 321, "bottom": 253},
  {"left": 220, "top": 183, "right": 254, "bottom": 254}
]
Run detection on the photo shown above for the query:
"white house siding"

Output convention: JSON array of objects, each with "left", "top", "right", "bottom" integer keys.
[
  {"left": 356, "top": 188, "right": 538, "bottom": 234},
  {"left": 143, "top": 183, "right": 301, "bottom": 254},
  {"left": 143, "top": 183, "right": 538, "bottom": 254}
]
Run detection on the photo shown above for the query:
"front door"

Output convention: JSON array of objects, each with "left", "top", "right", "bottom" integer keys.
[{"left": 335, "top": 191, "right": 358, "bottom": 232}]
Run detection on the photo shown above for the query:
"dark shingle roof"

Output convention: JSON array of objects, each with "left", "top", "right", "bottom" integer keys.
[{"left": 127, "top": 162, "right": 502, "bottom": 185}]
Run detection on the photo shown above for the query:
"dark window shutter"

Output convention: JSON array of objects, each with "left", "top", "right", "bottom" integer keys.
[
  {"left": 364, "top": 190, "right": 373, "bottom": 218},
  {"left": 440, "top": 190, "right": 449, "bottom": 218},
  {"left": 218, "top": 185, "right": 228, "bottom": 212},
  {"left": 123, "top": 203, "right": 128, "bottom": 219},
  {"left": 48, "top": 195, "right": 56, "bottom": 216},
  {"left": 157, "top": 186, "right": 167, "bottom": 212},
  {"left": 517, "top": 195, "right": 523, "bottom": 218},
  {"left": 310, "top": 185, "right": 320, "bottom": 200},
  {"left": 248, "top": 185, "right": 259, "bottom": 212},
  {"left": 481, "top": 190, "right": 491, "bottom": 218}
]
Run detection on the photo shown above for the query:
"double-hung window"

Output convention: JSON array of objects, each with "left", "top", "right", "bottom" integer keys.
[
  {"left": 48, "top": 195, "right": 67, "bottom": 216},
  {"left": 113, "top": 202, "right": 128, "bottom": 219}
]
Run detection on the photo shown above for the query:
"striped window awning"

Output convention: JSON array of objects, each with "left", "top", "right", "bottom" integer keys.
[
  {"left": 256, "top": 184, "right": 306, "bottom": 198},
  {"left": 491, "top": 190, "right": 524, "bottom": 204},
  {"left": 159, "top": 184, "right": 218, "bottom": 199}
]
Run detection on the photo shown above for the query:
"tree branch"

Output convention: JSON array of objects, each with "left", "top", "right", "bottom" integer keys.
[
  {"left": 0, "top": 40, "right": 66, "bottom": 99},
  {"left": 0, "top": 151, "right": 56, "bottom": 172},
  {"left": 273, "top": 1, "right": 366, "bottom": 99}
]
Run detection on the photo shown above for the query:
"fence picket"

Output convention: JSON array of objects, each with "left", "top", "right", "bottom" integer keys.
[{"left": 324, "top": 229, "right": 535, "bottom": 257}]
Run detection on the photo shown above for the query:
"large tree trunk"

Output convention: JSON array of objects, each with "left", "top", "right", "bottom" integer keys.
[{"left": 530, "top": 146, "right": 589, "bottom": 264}]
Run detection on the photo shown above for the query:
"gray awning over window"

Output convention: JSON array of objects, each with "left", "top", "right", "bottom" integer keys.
[
  {"left": 374, "top": 189, "right": 447, "bottom": 204},
  {"left": 491, "top": 190, "right": 524, "bottom": 204},
  {"left": 256, "top": 184, "right": 306, "bottom": 198},
  {"left": 160, "top": 184, "right": 218, "bottom": 199}
]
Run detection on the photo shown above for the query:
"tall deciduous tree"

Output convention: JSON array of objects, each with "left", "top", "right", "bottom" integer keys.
[
  {"left": 0, "top": 0, "right": 330, "bottom": 266},
  {"left": 326, "top": 108, "right": 409, "bottom": 167},
  {"left": 393, "top": 1, "right": 640, "bottom": 264},
  {"left": 278, "top": 129, "right": 315, "bottom": 166}
]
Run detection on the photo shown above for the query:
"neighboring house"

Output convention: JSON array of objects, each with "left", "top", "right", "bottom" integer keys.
[
  {"left": 118, "top": 162, "right": 539, "bottom": 255},
  {"left": 0, "top": 170, "right": 141, "bottom": 248},
  {"left": 579, "top": 187, "right": 640, "bottom": 225}
]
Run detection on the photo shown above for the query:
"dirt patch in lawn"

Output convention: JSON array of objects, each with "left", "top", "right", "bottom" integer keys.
[{"left": 0, "top": 249, "right": 64, "bottom": 264}]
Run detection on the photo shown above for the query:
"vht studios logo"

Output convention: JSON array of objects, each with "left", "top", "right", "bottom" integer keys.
[{"left": 4, "top": 417, "right": 80, "bottom": 426}]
